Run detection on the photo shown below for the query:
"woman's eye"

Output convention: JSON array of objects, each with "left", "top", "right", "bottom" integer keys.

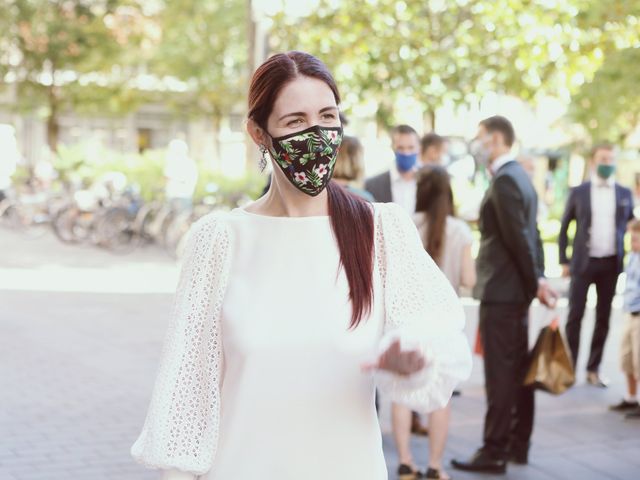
[
  {"left": 287, "top": 118, "right": 303, "bottom": 127},
  {"left": 322, "top": 113, "right": 336, "bottom": 120}
]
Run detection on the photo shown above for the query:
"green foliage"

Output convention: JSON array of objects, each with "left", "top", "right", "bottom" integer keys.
[
  {"left": 570, "top": 47, "right": 640, "bottom": 143},
  {"left": 52, "top": 142, "right": 264, "bottom": 203},
  {"left": 54, "top": 143, "right": 165, "bottom": 199},
  {"left": 1, "top": 0, "right": 639, "bottom": 153},
  {"left": 148, "top": 0, "right": 248, "bottom": 118},
  {"left": 270, "top": 0, "right": 605, "bottom": 128},
  {"left": 195, "top": 170, "right": 266, "bottom": 204},
  {"left": 0, "top": 0, "right": 148, "bottom": 150}
]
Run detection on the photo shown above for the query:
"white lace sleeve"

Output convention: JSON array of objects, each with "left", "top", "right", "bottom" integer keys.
[
  {"left": 130, "top": 213, "right": 232, "bottom": 476},
  {"left": 374, "top": 203, "right": 472, "bottom": 413}
]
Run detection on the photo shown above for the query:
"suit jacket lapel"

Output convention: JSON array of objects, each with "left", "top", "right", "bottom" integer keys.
[
  {"left": 383, "top": 170, "right": 393, "bottom": 203},
  {"left": 615, "top": 183, "right": 625, "bottom": 225},
  {"left": 584, "top": 182, "right": 592, "bottom": 227}
]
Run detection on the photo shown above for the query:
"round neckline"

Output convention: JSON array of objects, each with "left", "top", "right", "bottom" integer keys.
[{"left": 232, "top": 207, "right": 330, "bottom": 220}]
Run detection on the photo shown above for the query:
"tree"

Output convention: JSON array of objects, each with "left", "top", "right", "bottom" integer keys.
[
  {"left": 269, "top": 0, "right": 611, "bottom": 130},
  {"left": 569, "top": 1, "right": 640, "bottom": 143},
  {"left": 0, "top": 0, "right": 146, "bottom": 152},
  {"left": 148, "top": 0, "right": 248, "bottom": 160},
  {"left": 570, "top": 47, "right": 640, "bottom": 144}
]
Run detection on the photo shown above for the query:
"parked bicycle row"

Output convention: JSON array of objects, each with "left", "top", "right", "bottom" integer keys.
[{"left": 0, "top": 172, "right": 249, "bottom": 258}]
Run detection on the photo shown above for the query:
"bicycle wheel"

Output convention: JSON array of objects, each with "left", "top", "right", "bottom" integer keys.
[
  {"left": 163, "top": 210, "right": 192, "bottom": 258},
  {"left": 0, "top": 204, "right": 25, "bottom": 230},
  {"left": 52, "top": 207, "right": 81, "bottom": 244},
  {"left": 94, "top": 207, "right": 140, "bottom": 254}
]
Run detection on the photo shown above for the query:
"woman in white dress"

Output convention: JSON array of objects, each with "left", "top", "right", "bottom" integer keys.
[{"left": 130, "top": 51, "right": 472, "bottom": 480}]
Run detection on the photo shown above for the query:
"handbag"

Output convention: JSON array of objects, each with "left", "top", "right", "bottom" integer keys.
[{"left": 523, "top": 315, "right": 575, "bottom": 394}]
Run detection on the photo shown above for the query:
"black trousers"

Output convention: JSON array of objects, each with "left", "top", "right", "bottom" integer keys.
[
  {"left": 480, "top": 302, "right": 534, "bottom": 458},
  {"left": 566, "top": 256, "right": 618, "bottom": 373}
]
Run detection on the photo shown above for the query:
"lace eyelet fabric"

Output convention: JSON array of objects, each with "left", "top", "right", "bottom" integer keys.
[
  {"left": 130, "top": 204, "right": 472, "bottom": 478},
  {"left": 131, "top": 213, "right": 231, "bottom": 475}
]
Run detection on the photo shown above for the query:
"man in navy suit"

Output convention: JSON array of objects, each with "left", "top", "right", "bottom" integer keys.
[{"left": 559, "top": 144, "right": 635, "bottom": 387}]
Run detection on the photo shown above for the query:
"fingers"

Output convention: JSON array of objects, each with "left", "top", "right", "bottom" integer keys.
[
  {"left": 360, "top": 361, "right": 379, "bottom": 372},
  {"left": 361, "top": 339, "right": 427, "bottom": 376}
]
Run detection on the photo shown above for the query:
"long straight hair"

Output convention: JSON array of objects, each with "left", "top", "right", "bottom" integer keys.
[
  {"left": 415, "top": 166, "right": 454, "bottom": 265},
  {"left": 248, "top": 51, "right": 374, "bottom": 328}
]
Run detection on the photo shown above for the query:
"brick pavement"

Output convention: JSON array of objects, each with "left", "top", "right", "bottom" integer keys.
[{"left": 1, "top": 229, "right": 638, "bottom": 480}]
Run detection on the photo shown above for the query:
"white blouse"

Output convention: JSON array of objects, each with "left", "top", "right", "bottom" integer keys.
[{"left": 130, "top": 202, "right": 472, "bottom": 479}]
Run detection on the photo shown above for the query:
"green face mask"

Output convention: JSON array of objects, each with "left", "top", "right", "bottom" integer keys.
[{"left": 596, "top": 164, "right": 615, "bottom": 179}]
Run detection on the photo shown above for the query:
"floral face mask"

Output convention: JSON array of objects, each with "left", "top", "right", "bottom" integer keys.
[{"left": 267, "top": 125, "right": 343, "bottom": 197}]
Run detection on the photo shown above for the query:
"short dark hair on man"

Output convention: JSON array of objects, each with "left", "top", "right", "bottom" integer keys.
[
  {"left": 479, "top": 115, "right": 515, "bottom": 147},
  {"left": 421, "top": 132, "right": 444, "bottom": 153},
  {"left": 392, "top": 124, "right": 419, "bottom": 138},
  {"left": 590, "top": 142, "right": 614, "bottom": 159},
  {"left": 629, "top": 218, "right": 640, "bottom": 233}
]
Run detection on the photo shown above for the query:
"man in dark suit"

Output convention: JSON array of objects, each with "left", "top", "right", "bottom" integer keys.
[
  {"left": 559, "top": 144, "right": 634, "bottom": 387},
  {"left": 452, "top": 116, "right": 556, "bottom": 475},
  {"left": 364, "top": 124, "right": 420, "bottom": 212}
]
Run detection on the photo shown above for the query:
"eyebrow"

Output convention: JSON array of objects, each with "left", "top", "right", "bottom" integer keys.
[{"left": 278, "top": 106, "right": 338, "bottom": 121}]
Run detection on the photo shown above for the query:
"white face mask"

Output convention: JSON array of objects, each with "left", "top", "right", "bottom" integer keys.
[{"left": 470, "top": 138, "right": 491, "bottom": 167}]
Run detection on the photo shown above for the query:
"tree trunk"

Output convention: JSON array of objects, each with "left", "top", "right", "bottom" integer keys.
[
  {"left": 46, "top": 87, "right": 59, "bottom": 153},
  {"left": 375, "top": 101, "right": 394, "bottom": 137},
  {"left": 423, "top": 108, "right": 436, "bottom": 132}
]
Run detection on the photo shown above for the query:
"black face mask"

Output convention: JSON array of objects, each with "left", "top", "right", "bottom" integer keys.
[{"left": 268, "top": 125, "right": 343, "bottom": 196}]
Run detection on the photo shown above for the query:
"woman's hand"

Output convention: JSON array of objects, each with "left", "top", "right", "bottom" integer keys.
[{"left": 362, "top": 339, "right": 427, "bottom": 376}]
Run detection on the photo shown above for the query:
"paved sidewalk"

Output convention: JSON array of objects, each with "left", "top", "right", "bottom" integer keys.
[{"left": 1, "top": 229, "right": 638, "bottom": 480}]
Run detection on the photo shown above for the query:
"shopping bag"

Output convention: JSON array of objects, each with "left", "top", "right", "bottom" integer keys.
[{"left": 523, "top": 317, "right": 575, "bottom": 394}]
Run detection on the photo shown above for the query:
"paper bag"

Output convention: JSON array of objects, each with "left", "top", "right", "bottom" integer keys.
[{"left": 523, "top": 320, "right": 575, "bottom": 394}]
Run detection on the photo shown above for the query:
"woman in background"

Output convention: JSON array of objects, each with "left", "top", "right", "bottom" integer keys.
[
  {"left": 392, "top": 166, "right": 476, "bottom": 480},
  {"left": 332, "top": 134, "right": 375, "bottom": 201}
]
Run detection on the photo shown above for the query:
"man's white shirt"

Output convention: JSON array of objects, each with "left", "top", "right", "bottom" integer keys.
[
  {"left": 589, "top": 174, "right": 616, "bottom": 258},
  {"left": 390, "top": 166, "right": 417, "bottom": 214}
]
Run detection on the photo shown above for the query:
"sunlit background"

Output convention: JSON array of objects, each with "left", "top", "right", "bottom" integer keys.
[
  {"left": 1, "top": 3, "right": 640, "bottom": 479},
  {"left": 1, "top": 1, "right": 639, "bottom": 269}
]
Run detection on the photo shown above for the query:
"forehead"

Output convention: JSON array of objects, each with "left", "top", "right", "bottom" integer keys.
[
  {"left": 392, "top": 132, "right": 419, "bottom": 145},
  {"left": 271, "top": 76, "right": 337, "bottom": 117},
  {"left": 593, "top": 147, "right": 614, "bottom": 158}
]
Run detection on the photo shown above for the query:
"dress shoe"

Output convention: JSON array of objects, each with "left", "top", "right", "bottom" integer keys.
[
  {"left": 451, "top": 449, "right": 506, "bottom": 474},
  {"left": 625, "top": 406, "right": 640, "bottom": 419},
  {"left": 609, "top": 399, "right": 639, "bottom": 411},
  {"left": 507, "top": 449, "right": 528, "bottom": 465},
  {"left": 506, "top": 441, "right": 529, "bottom": 464},
  {"left": 586, "top": 371, "right": 609, "bottom": 388},
  {"left": 397, "top": 463, "right": 423, "bottom": 480}
]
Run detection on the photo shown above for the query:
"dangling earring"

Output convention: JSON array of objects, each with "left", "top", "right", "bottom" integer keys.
[{"left": 258, "top": 145, "right": 268, "bottom": 172}]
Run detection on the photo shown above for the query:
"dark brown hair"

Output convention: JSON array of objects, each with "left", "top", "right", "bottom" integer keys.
[
  {"left": 248, "top": 51, "right": 374, "bottom": 328},
  {"left": 415, "top": 166, "right": 454, "bottom": 265},
  {"left": 590, "top": 142, "right": 614, "bottom": 159},
  {"left": 479, "top": 115, "right": 515, "bottom": 147},
  {"left": 334, "top": 135, "right": 364, "bottom": 183},
  {"left": 420, "top": 132, "right": 444, "bottom": 153},
  {"left": 629, "top": 218, "right": 640, "bottom": 233}
]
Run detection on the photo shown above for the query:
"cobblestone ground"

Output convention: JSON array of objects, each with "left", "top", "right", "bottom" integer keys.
[{"left": 1, "top": 229, "right": 638, "bottom": 480}]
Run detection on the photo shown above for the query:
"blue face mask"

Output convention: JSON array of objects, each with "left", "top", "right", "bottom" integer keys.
[{"left": 395, "top": 152, "right": 417, "bottom": 173}]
